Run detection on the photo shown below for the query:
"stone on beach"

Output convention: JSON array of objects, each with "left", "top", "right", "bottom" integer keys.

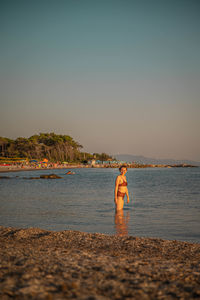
[{"left": 0, "top": 226, "right": 200, "bottom": 299}]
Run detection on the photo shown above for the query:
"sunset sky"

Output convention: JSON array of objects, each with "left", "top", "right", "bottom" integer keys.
[{"left": 1, "top": 0, "right": 200, "bottom": 161}]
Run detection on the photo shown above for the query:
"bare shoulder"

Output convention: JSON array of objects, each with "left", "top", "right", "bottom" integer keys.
[{"left": 115, "top": 175, "right": 121, "bottom": 183}]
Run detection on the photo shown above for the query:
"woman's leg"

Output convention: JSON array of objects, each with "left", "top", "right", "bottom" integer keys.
[
  {"left": 115, "top": 196, "right": 124, "bottom": 211},
  {"left": 115, "top": 209, "right": 128, "bottom": 235}
]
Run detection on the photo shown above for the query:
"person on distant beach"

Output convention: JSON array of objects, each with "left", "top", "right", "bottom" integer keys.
[
  {"left": 66, "top": 170, "right": 75, "bottom": 175},
  {"left": 114, "top": 165, "right": 130, "bottom": 211}
]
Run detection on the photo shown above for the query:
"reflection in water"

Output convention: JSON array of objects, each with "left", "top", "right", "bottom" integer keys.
[{"left": 114, "top": 210, "right": 130, "bottom": 236}]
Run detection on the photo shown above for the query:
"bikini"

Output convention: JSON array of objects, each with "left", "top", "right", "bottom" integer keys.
[{"left": 117, "top": 179, "right": 127, "bottom": 199}]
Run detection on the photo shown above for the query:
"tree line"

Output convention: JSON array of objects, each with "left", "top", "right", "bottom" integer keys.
[{"left": 0, "top": 133, "right": 112, "bottom": 163}]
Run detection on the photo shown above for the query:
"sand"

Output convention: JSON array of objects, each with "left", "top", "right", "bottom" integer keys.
[{"left": 0, "top": 226, "right": 200, "bottom": 299}]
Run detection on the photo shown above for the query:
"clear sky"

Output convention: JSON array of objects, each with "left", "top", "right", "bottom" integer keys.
[{"left": 1, "top": 0, "right": 200, "bottom": 161}]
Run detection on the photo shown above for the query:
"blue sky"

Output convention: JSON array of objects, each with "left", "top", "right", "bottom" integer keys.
[{"left": 0, "top": 0, "right": 200, "bottom": 161}]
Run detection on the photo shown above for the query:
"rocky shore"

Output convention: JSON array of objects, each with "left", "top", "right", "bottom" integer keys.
[
  {"left": 0, "top": 226, "right": 200, "bottom": 300},
  {"left": 0, "top": 163, "right": 198, "bottom": 174}
]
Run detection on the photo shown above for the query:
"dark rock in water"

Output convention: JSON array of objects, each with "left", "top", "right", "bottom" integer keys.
[
  {"left": 23, "top": 174, "right": 62, "bottom": 179},
  {"left": 40, "top": 174, "right": 62, "bottom": 179},
  {"left": 0, "top": 176, "right": 11, "bottom": 179}
]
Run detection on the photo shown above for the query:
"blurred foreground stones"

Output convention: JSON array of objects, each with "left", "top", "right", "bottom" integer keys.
[{"left": 0, "top": 226, "right": 200, "bottom": 299}]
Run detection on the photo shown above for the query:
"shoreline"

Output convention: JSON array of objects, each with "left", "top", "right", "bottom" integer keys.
[
  {"left": 0, "top": 166, "right": 82, "bottom": 173},
  {"left": 0, "top": 226, "right": 200, "bottom": 299},
  {"left": 0, "top": 164, "right": 198, "bottom": 173}
]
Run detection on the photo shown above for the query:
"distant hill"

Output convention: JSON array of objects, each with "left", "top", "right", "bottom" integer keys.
[{"left": 114, "top": 154, "right": 200, "bottom": 166}]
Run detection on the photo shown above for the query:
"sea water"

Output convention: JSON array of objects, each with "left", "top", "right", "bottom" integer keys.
[{"left": 0, "top": 167, "right": 200, "bottom": 243}]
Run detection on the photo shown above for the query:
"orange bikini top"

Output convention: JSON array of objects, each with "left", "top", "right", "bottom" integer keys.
[{"left": 118, "top": 180, "right": 127, "bottom": 187}]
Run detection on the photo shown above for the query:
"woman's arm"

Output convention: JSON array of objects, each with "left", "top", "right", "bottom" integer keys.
[
  {"left": 114, "top": 176, "right": 120, "bottom": 204},
  {"left": 125, "top": 188, "right": 130, "bottom": 203}
]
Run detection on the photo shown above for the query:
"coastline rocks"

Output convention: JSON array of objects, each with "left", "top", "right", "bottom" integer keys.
[
  {"left": 24, "top": 174, "right": 63, "bottom": 179},
  {"left": 40, "top": 174, "right": 62, "bottom": 179},
  {"left": 0, "top": 176, "right": 11, "bottom": 179}
]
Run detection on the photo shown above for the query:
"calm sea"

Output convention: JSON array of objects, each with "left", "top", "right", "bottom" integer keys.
[{"left": 0, "top": 168, "right": 200, "bottom": 243}]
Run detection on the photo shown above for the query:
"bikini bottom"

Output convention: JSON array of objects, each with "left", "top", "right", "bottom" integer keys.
[{"left": 117, "top": 191, "right": 125, "bottom": 199}]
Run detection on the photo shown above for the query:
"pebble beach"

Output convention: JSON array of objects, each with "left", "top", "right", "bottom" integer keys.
[{"left": 0, "top": 226, "right": 200, "bottom": 300}]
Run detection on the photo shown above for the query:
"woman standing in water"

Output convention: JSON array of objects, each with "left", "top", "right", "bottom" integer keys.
[{"left": 115, "top": 165, "right": 130, "bottom": 211}]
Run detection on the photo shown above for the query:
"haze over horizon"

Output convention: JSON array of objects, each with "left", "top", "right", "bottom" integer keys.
[{"left": 1, "top": 0, "right": 200, "bottom": 161}]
